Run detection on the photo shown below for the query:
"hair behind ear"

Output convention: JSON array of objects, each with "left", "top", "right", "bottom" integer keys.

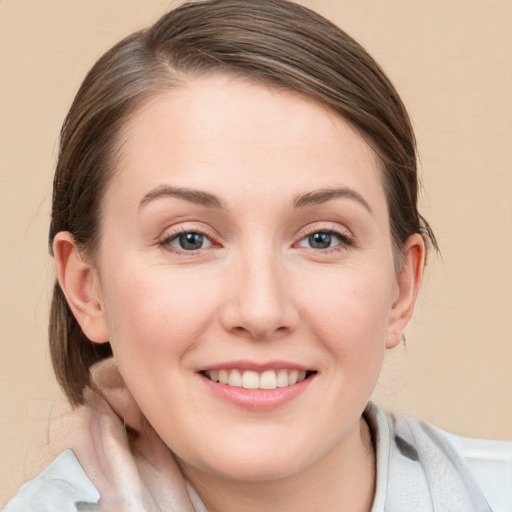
[{"left": 49, "top": 282, "right": 112, "bottom": 407}]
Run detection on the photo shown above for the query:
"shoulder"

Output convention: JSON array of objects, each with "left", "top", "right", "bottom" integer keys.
[
  {"left": 368, "top": 403, "right": 512, "bottom": 512},
  {"left": 440, "top": 427, "right": 512, "bottom": 512},
  {"left": 3, "top": 449, "right": 100, "bottom": 512}
]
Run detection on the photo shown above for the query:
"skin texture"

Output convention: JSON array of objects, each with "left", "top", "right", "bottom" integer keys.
[{"left": 54, "top": 75, "right": 424, "bottom": 512}]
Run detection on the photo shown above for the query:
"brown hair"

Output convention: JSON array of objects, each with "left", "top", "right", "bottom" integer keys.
[{"left": 49, "top": 0, "right": 437, "bottom": 406}]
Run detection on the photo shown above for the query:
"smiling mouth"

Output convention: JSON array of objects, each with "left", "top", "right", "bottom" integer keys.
[{"left": 201, "top": 369, "right": 316, "bottom": 390}]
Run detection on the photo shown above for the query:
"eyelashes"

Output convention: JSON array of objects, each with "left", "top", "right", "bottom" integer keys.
[
  {"left": 294, "top": 226, "right": 355, "bottom": 252},
  {"left": 158, "top": 228, "right": 218, "bottom": 253},
  {"left": 157, "top": 224, "right": 355, "bottom": 255}
]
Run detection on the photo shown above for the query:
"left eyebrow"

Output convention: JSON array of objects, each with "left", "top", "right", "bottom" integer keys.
[
  {"left": 292, "top": 187, "right": 373, "bottom": 216},
  {"left": 139, "top": 185, "right": 225, "bottom": 210}
]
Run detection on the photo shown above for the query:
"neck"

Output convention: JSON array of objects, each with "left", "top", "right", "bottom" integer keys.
[{"left": 183, "top": 416, "right": 376, "bottom": 512}]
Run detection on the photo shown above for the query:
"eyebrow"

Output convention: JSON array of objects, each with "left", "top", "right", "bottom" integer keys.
[
  {"left": 139, "top": 185, "right": 225, "bottom": 210},
  {"left": 292, "top": 187, "right": 373, "bottom": 215},
  {"left": 139, "top": 185, "right": 372, "bottom": 214}
]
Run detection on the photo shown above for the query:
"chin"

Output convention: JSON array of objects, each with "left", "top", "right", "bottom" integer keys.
[
  {"left": 184, "top": 454, "right": 308, "bottom": 484},
  {"left": 176, "top": 429, "right": 327, "bottom": 484}
]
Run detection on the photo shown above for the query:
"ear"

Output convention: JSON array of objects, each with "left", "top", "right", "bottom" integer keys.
[
  {"left": 53, "top": 232, "right": 109, "bottom": 344},
  {"left": 385, "top": 233, "right": 425, "bottom": 349}
]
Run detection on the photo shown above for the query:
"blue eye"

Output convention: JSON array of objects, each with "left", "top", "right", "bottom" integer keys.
[
  {"left": 309, "top": 232, "right": 334, "bottom": 249},
  {"left": 298, "top": 231, "right": 349, "bottom": 250},
  {"left": 168, "top": 232, "right": 212, "bottom": 251}
]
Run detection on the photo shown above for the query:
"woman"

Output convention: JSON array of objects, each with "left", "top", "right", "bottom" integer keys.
[{"left": 4, "top": 0, "right": 509, "bottom": 510}]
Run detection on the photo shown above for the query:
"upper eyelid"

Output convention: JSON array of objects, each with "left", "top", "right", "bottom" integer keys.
[
  {"left": 156, "top": 226, "right": 220, "bottom": 252},
  {"left": 297, "top": 223, "right": 352, "bottom": 238},
  {"left": 156, "top": 221, "right": 353, "bottom": 245},
  {"left": 159, "top": 222, "right": 219, "bottom": 240},
  {"left": 293, "top": 224, "right": 356, "bottom": 250}
]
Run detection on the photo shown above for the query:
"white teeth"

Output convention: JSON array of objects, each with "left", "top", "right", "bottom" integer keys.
[
  {"left": 228, "top": 369, "right": 242, "bottom": 387},
  {"left": 242, "top": 370, "right": 259, "bottom": 389},
  {"left": 276, "top": 369, "right": 289, "bottom": 388},
  {"left": 204, "top": 369, "right": 311, "bottom": 389},
  {"left": 288, "top": 370, "right": 299, "bottom": 385},
  {"left": 260, "top": 370, "right": 277, "bottom": 390}
]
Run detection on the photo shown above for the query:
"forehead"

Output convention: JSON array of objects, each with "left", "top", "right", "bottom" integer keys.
[{"left": 110, "top": 75, "right": 385, "bottom": 212}]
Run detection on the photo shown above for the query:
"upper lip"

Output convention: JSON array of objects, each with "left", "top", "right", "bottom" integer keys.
[{"left": 198, "top": 360, "right": 315, "bottom": 372}]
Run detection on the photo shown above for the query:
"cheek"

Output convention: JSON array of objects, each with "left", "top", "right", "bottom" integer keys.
[
  {"left": 99, "top": 262, "right": 222, "bottom": 359},
  {"left": 298, "top": 265, "right": 395, "bottom": 384},
  {"left": 301, "top": 268, "right": 394, "bottom": 337}
]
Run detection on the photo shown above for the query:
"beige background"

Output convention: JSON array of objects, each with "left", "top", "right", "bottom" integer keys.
[{"left": 1, "top": 0, "right": 511, "bottom": 506}]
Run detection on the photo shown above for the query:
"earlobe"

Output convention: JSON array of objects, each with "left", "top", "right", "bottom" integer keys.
[
  {"left": 53, "top": 232, "right": 109, "bottom": 344},
  {"left": 385, "top": 234, "right": 425, "bottom": 349}
]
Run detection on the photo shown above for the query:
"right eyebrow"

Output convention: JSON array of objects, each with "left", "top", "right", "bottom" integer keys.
[
  {"left": 292, "top": 187, "right": 373, "bottom": 216},
  {"left": 138, "top": 185, "right": 225, "bottom": 210}
]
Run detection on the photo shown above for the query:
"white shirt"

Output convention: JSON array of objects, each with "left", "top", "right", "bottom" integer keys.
[{"left": 5, "top": 404, "right": 511, "bottom": 511}]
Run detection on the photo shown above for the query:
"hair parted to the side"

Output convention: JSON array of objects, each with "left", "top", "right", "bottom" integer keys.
[{"left": 49, "top": 0, "right": 437, "bottom": 406}]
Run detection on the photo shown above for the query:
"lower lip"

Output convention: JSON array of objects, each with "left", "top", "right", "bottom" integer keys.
[{"left": 199, "top": 374, "right": 314, "bottom": 411}]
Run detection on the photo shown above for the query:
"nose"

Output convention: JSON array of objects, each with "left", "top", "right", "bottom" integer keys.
[{"left": 220, "top": 249, "right": 300, "bottom": 340}]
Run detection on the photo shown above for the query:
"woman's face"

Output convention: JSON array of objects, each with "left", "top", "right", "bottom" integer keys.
[{"left": 85, "top": 75, "right": 419, "bottom": 482}]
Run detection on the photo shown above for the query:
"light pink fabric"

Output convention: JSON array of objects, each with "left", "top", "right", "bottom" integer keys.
[{"left": 59, "top": 358, "right": 196, "bottom": 511}]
